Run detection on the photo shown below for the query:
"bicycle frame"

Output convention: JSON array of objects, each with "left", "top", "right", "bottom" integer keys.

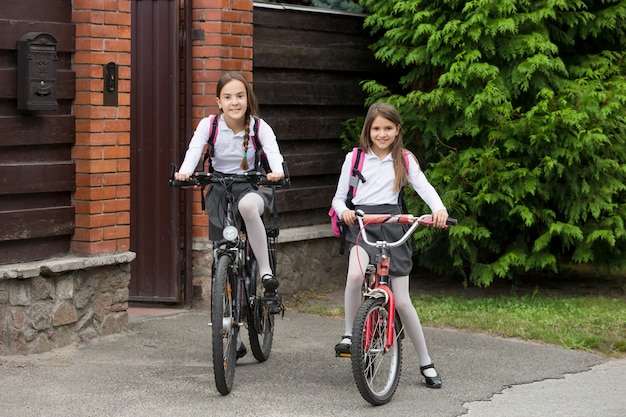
[{"left": 356, "top": 212, "right": 454, "bottom": 352}]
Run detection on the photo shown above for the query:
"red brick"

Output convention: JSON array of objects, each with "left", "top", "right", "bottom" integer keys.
[
  {"left": 103, "top": 199, "right": 130, "bottom": 213},
  {"left": 73, "top": 228, "right": 104, "bottom": 242},
  {"left": 103, "top": 225, "right": 130, "bottom": 240},
  {"left": 104, "top": 146, "right": 130, "bottom": 159},
  {"left": 103, "top": 173, "right": 130, "bottom": 186},
  {"left": 74, "top": 201, "right": 104, "bottom": 215},
  {"left": 72, "top": 240, "right": 117, "bottom": 256},
  {"left": 75, "top": 213, "right": 117, "bottom": 228}
]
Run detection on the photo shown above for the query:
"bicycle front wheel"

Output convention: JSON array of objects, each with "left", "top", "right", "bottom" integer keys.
[
  {"left": 351, "top": 297, "right": 403, "bottom": 406},
  {"left": 211, "top": 254, "right": 238, "bottom": 395},
  {"left": 247, "top": 264, "right": 274, "bottom": 361}
]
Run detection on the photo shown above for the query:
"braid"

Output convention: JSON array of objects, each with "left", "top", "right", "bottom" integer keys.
[{"left": 240, "top": 118, "right": 251, "bottom": 170}]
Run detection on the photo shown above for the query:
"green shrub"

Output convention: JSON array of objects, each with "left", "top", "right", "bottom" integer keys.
[{"left": 357, "top": 0, "right": 626, "bottom": 286}]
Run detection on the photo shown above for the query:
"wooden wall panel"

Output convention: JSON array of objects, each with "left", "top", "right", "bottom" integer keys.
[
  {"left": 253, "top": 5, "right": 387, "bottom": 226},
  {"left": 0, "top": 4, "right": 75, "bottom": 264}
]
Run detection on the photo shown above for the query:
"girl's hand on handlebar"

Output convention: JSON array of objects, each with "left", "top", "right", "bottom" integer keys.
[
  {"left": 266, "top": 172, "right": 284, "bottom": 182},
  {"left": 174, "top": 172, "right": 191, "bottom": 181},
  {"left": 431, "top": 209, "right": 449, "bottom": 228},
  {"left": 341, "top": 209, "right": 356, "bottom": 226}
]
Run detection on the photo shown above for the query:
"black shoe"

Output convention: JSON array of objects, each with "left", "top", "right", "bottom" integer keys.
[
  {"left": 236, "top": 343, "right": 247, "bottom": 360},
  {"left": 334, "top": 335, "right": 352, "bottom": 358},
  {"left": 420, "top": 363, "right": 442, "bottom": 389},
  {"left": 262, "top": 274, "right": 279, "bottom": 291}
]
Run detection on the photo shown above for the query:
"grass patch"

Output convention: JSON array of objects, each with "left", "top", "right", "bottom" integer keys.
[
  {"left": 287, "top": 287, "right": 626, "bottom": 357},
  {"left": 413, "top": 292, "right": 626, "bottom": 357}
]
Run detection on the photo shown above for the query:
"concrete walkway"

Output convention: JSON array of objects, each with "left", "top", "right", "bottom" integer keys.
[{"left": 0, "top": 308, "right": 624, "bottom": 417}]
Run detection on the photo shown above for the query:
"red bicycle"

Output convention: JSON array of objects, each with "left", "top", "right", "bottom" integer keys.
[{"left": 350, "top": 210, "right": 456, "bottom": 405}]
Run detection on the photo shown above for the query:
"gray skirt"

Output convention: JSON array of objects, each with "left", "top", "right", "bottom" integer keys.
[
  {"left": 205, "top": 181, "right": 274, "bottom": 241},
  {"left": 345, "top": 204, "right": 413, "bottom": 276}
]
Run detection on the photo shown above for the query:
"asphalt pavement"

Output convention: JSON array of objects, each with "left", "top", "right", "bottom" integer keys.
[{"left": 1, "top": 308, "right": 625, "bottom": 417}]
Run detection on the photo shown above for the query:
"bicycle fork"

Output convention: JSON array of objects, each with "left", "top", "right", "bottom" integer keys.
[{"left": 364, "top": 255, "right": 397, "bottom": 353}]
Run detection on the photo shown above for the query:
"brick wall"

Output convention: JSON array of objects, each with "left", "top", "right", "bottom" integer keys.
[
  {"left": 188, "top": 0, "right": 254, "bottom": 240},
  {"left": 71, "top": 0, "right": 132, "bottom": 255}
]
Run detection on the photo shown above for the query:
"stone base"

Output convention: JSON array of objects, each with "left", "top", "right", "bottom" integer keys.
[
  {"left": 0, "top": 252, "right": 136, "bottom": 355},
  {"left": 190, "top": 226, "right": 348, "bottom": 307}
]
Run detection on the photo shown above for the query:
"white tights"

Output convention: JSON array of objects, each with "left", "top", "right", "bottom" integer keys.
[
  {"left": 343, "top": 246, "right": 435, "bottom": 375},
  {"left": 238, "top": 192, "right": 272, "bottom": 278}
]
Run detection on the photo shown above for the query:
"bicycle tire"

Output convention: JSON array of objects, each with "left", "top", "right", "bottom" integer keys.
[
  {"left": 246, "top": 261, "right": 274, "bottom": 361},
  {"left": 351, "top": 297, "right": 402, "bottom": 406},
  {"left": 211, "top": 254, "right": 238, "bottom": 395}
]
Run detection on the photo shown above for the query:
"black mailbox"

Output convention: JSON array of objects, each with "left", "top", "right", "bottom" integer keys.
[{"left": 17, "top": 32, "right": 59, "bottom": 111}]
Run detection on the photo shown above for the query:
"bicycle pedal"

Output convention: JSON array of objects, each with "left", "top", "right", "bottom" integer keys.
[
  {"left": 336, "top": 352, "right": 351, "bottom": 358},
  {"left": 261, "top": 293, "right": 284, "bottom": 315}
]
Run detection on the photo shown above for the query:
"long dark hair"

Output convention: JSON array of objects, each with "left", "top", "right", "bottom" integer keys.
[
  {"left": 359, "top": 102, "right": 408, "bottom": 192},
  {"left": 216, "top": 72, "right": 260, "bottom": 170}
]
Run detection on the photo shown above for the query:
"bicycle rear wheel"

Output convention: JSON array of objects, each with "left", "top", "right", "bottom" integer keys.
[
  {"left": 247, "top": 262, "right": 274, "bottom": 361},
  {"left": 351, "top": 297, "right": 402, "bottom": 406},
  {"left": 211, "top": 254, "right": 238, "bottom": 395}
]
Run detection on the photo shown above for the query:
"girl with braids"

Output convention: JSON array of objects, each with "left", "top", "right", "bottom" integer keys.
[
  {"left": 331, "top": 102, "right": 448, "bottom": 388},
  {"left": 175, "top": 72, "right": 285, "bottom": 296}
]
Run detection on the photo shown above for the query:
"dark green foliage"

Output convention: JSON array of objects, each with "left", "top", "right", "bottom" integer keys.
[{"left": 357, "top": 0, "right": 626, "bottom": 286}]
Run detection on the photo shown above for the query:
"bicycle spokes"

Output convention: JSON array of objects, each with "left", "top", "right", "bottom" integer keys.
[{"left": 351, "top": 297, "right": 402, "bottom": 406}]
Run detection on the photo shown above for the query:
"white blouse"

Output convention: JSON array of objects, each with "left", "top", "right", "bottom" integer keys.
[
  {"left": 179, "top": 114, "right": 284, "bottom": 175},
  {"left": 331, "top": 150, "right": 446, "bottom": 219}
]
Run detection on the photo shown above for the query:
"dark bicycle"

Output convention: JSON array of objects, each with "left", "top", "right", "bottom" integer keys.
[{"left": 169, "top": 163, "right": 289, "bottom": 395}]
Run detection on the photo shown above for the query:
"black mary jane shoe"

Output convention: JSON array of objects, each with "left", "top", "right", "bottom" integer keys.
[
  {"left": 334, "top": 335, "right": 352, "bottom": 358},
  {"left": 420, "top": 363, "right": 442, "bottom": 389},
  {"left": 236, "top": 343, "right": 247, "bottom": 360},
  {"left": 261, "top": 274, "right": 279, "bottom": 291}
]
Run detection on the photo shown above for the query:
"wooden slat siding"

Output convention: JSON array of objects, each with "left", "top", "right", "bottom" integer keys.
[
  {"left": 0, "top": 163, "right": 75, "bottom": 195},
  {"left": 253, "top": 5, "right": 385, "bottom": 228},
  {"left": 0, "top": 193, "right": 71, "bottom": 212},
  {"left": 0, "top": 116, "right": 75, "bottom": 146},
  {"left": 0, "top": 20, "right": 75, "bottom": 52},
  {"left": 0, "top": 5, "right": 75, "bottom": 264},
  {"left": 0, "top": 145, "right": 71, "bottom": 164},
  {"left": 0, "top": 206, "right": 74, "bottom": 240},
  {"left": 1, "top": 0, "right": 71, "bottom": 23},
  {"left": 0, "top": 69, "right": 76, "bottom": 100},
  {"left": 276, "top": 186, "right": 336, "bottom": 212},
  {"left": 0, "top": 236, "right": 71, "bottom": 265},
  {"left": 254, "top": 73, "right": 367, "bottom": 106}
]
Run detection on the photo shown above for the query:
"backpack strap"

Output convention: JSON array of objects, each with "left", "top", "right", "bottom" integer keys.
[
  {"left": 200, "top": 115, "right": 219, "bottom": 211},
  {"left": 399, "top": 149, "right": 418, "bottom": 254},
  {"left": 250, "top": 116, "right": 271, "bottom": 173},
  {"left": 339, "top": 147, "right": 366, "bottom": 254},
  {"left": 202, "top": 114, "right": 219, "bottom": 173}
]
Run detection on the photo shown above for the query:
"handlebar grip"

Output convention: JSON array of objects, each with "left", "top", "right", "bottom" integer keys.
[
  {"left": 258, "top": 178, "right": 289, "bottom": 187},
  {"left": 169, "top": 178, "right": 199, "bottom": 187},
  {"left": 447, "top": 218, "right": 458, "bottom": 226}
]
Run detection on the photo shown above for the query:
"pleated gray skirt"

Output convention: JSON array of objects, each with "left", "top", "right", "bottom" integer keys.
[
  {"left": 205, "top": 181, "right": 274, "bottom": 241},
  {"left": 345, "top": 204, "right": 413, "bottom": 276}
]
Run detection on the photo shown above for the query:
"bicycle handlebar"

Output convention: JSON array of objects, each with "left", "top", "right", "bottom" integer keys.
[
  {"left": 168, "top": 162, "right": 291, "bottom": 188},
  {"left": 355, "top": 209, "right": 457, "bottom": 249}
]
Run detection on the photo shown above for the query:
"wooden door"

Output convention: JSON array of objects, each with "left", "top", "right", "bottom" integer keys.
[{"left": 129, "top": 0, "right": 182, "bottom": 302}]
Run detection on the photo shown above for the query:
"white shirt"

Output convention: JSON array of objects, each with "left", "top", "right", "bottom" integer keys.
[
  {"left": 331, "top": 150, "right": 446, "bottom": 219},
  {"left": 179, "top": 114, "right": 284, "bottom": 175}
]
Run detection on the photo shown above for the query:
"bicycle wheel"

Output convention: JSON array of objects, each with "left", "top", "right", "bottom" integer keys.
[
  {"left": 351, "top": 297, "right": 403, "bottom": 406},
  {"left": 211, "top": 254, "right": 238, "bottom": 395},
  {"left": 247, "top": 259, "right": 274, "bottom": 362}
]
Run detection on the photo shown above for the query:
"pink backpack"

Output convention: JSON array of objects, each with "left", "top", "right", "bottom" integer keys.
[{"left": 329, "top": 148, "right": 410, "bottom": 252}]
